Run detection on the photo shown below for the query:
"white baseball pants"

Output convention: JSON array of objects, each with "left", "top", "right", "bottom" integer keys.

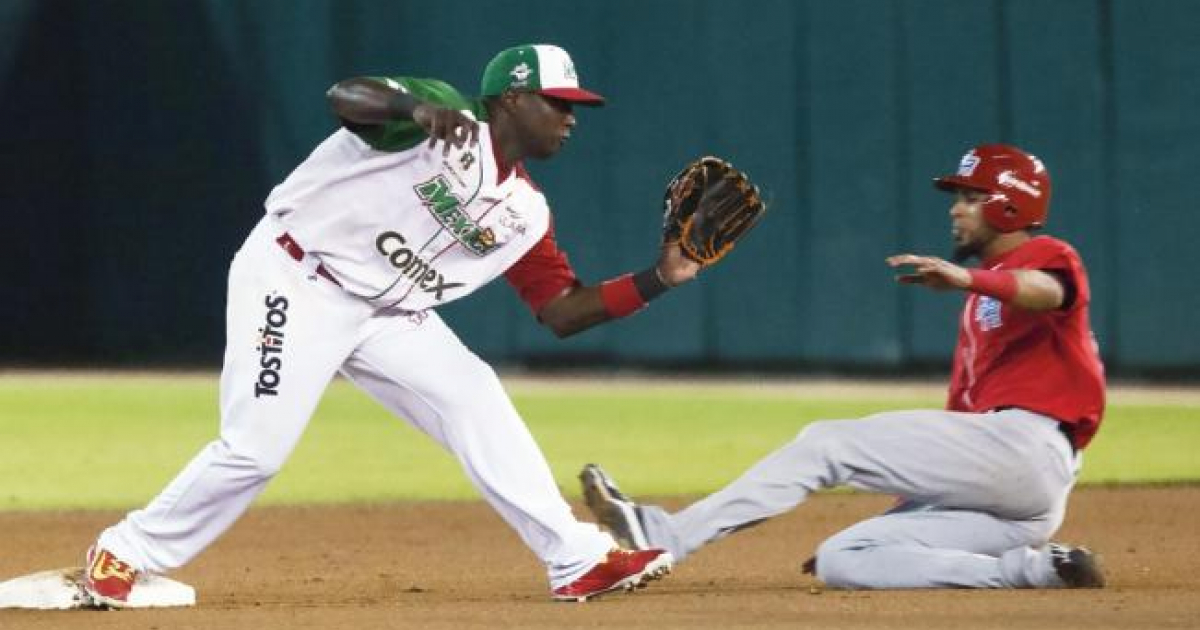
[
  {"left": 97, "top": 217, "right": 614, "bottom": 588},
  {"left": 636, "top": 408, "right": 1080, "bottom": 588}
]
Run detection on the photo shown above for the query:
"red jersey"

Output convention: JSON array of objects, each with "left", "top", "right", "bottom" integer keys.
[{"left": 947, "top": 236, "right": 1106, "bottom": 448}]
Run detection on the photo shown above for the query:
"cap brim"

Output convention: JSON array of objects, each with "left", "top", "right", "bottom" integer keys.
[{"left": 539, "top": 87, "right": 605, "bottom": 106}]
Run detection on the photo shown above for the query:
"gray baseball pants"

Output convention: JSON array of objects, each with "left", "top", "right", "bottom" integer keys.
[{"left": 636, "top": 408, "right": 1079, "bottom": 588}]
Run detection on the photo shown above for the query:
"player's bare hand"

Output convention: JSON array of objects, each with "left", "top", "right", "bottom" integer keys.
[
  {"left": 886, "top": 254, "right": 972, "bottom": 291},
  {"left": 656, "top": 244, "right": 702, "bottom": 287},
  {"left": 413, "top": 103, "right": 480, "bottom": 156}
]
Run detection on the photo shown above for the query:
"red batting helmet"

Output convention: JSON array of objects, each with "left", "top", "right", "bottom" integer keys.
[{"left": 934, "top": 144, "right": 1052, "bottom": 232}]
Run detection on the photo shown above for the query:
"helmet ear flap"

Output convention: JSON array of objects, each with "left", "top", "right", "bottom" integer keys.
[{"left": 981, "top": 194, "right": 1019, "bottom": 232}]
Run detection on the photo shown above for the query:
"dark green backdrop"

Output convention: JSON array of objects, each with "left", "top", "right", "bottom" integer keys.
[{"left": 3, "top": 0, "right": 1197, "bottom": 373}]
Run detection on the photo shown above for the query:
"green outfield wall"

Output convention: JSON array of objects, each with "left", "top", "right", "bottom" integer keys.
[{"left": 2, "top": 0, "right": 1197, "bottom": 373}]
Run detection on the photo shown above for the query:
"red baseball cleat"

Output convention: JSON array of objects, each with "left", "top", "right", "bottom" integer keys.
[
  {"left": 551, "top": 548, "right": 673, "bottom": 602},
  {"left": 84, "top": 546, "right": 139, "bottom": 608}
]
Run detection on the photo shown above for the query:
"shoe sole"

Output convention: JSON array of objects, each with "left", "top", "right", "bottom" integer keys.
[
  {"left": 552, "top": 552, "right": 674, "bottom": 603},
  {"left": 580, "top": 465, "right": 651, "bottom": 550},
  {"left": 83, "top": 589, "right": 131, "bottom": 610}
]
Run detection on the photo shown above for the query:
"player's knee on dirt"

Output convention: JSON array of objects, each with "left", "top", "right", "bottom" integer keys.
[{"left": 812, "top": 536, "right": 873, "bottom": 589}]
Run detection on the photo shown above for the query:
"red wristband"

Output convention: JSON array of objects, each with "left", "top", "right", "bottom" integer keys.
[
  {"left": 599, "top": 274, "right": 647, "bottom": 318},
  {"left": 968, "top": 269, "right": 1018, "bottom": 301}
]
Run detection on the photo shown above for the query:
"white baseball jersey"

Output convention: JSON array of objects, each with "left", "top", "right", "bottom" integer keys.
[
  {"left": 93, "top": 71, "right": 625, "bottom": 594},
  {"left": 265, "top": 78, "right": 550, "bottom": 311}
]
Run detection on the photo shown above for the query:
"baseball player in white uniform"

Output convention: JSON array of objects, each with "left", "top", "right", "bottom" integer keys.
[
  {"left": 83, "top": 44, "right": 693, "bottom": 606},
  {"left": 581, "top": 144, "right": 1107, "bottom": 591}
]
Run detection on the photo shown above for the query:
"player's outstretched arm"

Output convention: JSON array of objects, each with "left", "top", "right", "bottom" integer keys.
[
  {"left": 886, "top": 254, "right": 1066, "bottom": 311},
  {"left": 326, "top": 78, "right": 478, "bottom": 152},
  {"left": 537, "top": 154, "right": 761, "bottom": 338},
  {"left": 536, "top": 286, "right": 610, "bottom": 338},
  {"left": 537, "top": 249, "right": 699, "bottom": 339}
]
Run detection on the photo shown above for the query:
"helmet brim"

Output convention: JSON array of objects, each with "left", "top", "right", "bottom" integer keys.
[{"left": 933, "top": 175, "right": 993, "bottom": 193}]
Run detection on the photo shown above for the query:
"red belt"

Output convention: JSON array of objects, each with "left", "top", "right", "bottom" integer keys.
[{"left": 276, "top": 233, "right": 342, "bottom": 287}]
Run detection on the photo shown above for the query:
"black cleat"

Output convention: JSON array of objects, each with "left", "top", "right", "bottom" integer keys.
[{"left": 1049, "top": 544, "right": 1106, "bottom": 588}]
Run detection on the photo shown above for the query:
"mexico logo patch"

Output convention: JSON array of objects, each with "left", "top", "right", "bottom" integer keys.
[{"left": 414, "top": 175, "right": 499, "bottom": 256}]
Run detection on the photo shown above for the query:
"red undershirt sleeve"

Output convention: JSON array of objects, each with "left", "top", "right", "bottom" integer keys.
[{"left": 504, "top": 220, "right": 581, "bottom": 315}]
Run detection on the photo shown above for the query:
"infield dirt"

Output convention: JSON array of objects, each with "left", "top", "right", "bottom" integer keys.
[{"left": 1, "top": 486, "right": 1196, "bottom": 629}]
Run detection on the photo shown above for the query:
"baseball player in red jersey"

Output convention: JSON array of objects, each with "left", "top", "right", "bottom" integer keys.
[
  {"left": 82, "top": 44, "right": 694, "bottom": 606},
  {"left": 582, "top": 144, "right": 1107, "bottom": 589}
]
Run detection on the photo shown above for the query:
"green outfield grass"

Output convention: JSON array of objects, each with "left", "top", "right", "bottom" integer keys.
[{"left": 0, "top": 373, "right": 1197, "bottom": 510}]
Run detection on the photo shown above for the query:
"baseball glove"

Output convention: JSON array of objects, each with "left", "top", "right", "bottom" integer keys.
[{"left": 662, "top": 156, "right": 766, "bottom": 265}]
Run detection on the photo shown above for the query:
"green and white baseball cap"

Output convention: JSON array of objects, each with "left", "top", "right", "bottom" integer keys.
[{"left": 480, "top": 44, "right": 604, "bottom": 106}]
